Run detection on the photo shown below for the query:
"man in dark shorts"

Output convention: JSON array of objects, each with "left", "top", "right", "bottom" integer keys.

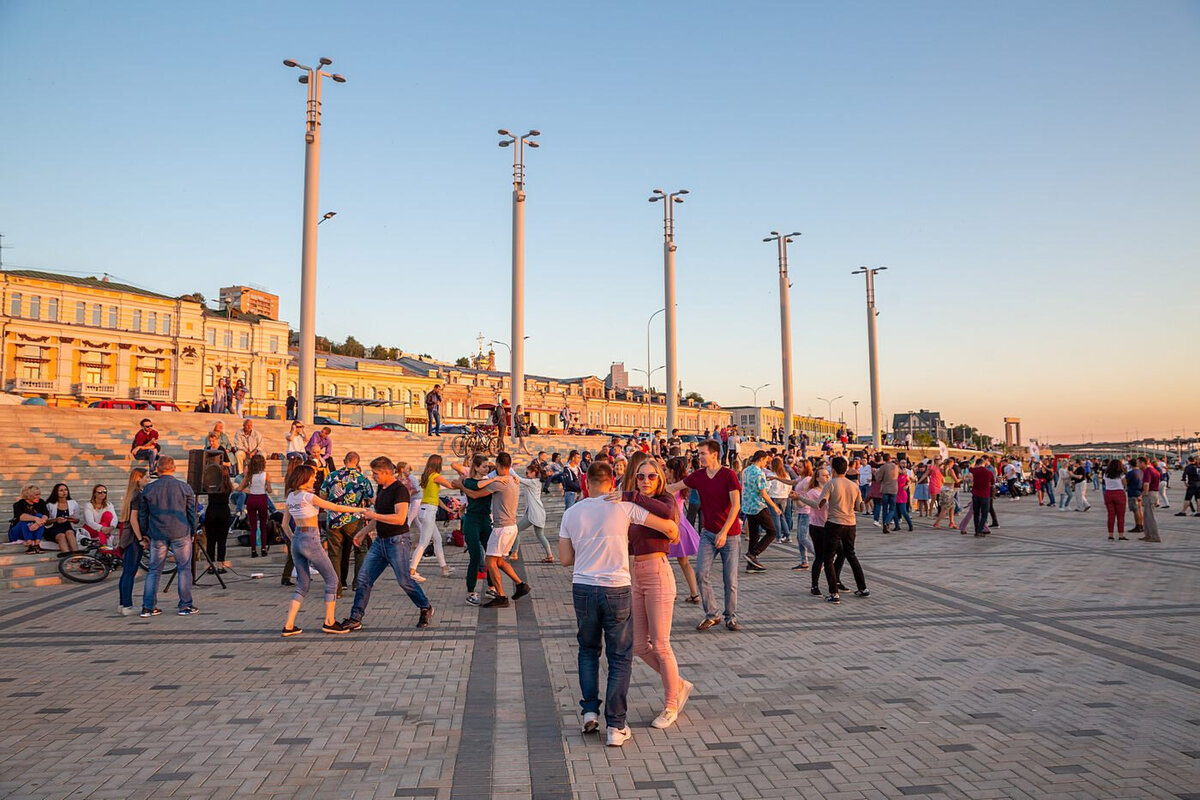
[
  {"left": 1177, "top": 456, "right": 1200, "bottom": 517},
  {"left": 341, "top": 457, "right": 434, "bottom": 630}
]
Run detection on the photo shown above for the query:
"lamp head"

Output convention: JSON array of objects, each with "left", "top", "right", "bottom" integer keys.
[
  {"left": 498, "top": 129, "right": 511, "bottom": 136},
  {"left": 331, "top": 74, "right": 346, "bottom": 83},
  {"left": 319, "top": 57, "right": 333, "bottom": 66},
  {"left": 526, "top": 140, "right": 539, "bottom": 148},
  {"left": 762, "top": 237, "right": 773, "bottom": 242},
  {"left": 499, "top": 140, "right": 511, "bottom": 147},
  {"left": 676, "top": 189, "right": 689, "bottom": 195},
  {"left": 770, "top": 230, "right": 779, "bottom": 236},
  {"left": 651, "top": 188, "right": 664, "bottom": 195},
  {"left": 789, "top": 231, "right": 801, "bottom": 237},
  {"left": 298, "top": 75, "right": 309, "bottom": 84},
  {"left": 526, "top": 129, "right": 541, "bottom": 137},
  {"left": 283, "top": 59, "right": 299, "bottom": 68}
]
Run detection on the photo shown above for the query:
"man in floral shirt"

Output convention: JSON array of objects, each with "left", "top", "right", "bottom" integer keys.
[{"left": 320, "top": 451, "right": 375, "bottom": 598}]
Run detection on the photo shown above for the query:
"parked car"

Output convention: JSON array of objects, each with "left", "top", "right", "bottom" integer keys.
[
  {"left": 363, "top": 422, "right": 410, "bottom": 433},
  {"left": 146, "top": 401, "right": 180, "bottom": 412},
  {"left": 436, "top": 423, "right": 469, "bottom": 435},
  {"left": 313, "top": 415, "right": 353, "bottom": 427},
  {"left": 680, "top": 434, "right": 704, "bottom": 444},
  {"left": 89, "top": 399, "right": 149, "bottom": 410}
]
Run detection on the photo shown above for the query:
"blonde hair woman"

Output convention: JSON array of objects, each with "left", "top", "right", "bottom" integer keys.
[
  {"left": 81, "top": 484, "right": 118, "bottom": 549},
  {"left": 410, "top": 455, "right": 455, "bottom": 581},
  {"left": 11, "top": 484, "right": 50, "bottom": 554},
  {"left": 116, "top": 469, "right": 149, "bottom": 615}
]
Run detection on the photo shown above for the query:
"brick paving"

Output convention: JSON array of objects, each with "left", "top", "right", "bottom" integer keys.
[{"left": 0, "top": 495, "right": 1197, "bottom": 799}]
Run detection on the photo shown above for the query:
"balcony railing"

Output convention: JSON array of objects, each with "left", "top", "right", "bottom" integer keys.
[
  {"left": 130, "top": 387, "right": 172, "bottom": 400},
  {"left": 74, "top": 383, "right": 117, "bottom": 397},
  {"left": 9, "top": 378, "right": 59, "bottom": 393}
]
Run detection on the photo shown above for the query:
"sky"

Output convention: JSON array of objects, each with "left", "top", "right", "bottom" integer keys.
[{"left": 3, "top": 1, "right": 1198, "bottom": 443}]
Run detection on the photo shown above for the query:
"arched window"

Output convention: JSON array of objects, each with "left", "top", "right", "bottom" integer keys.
[
  {"left": 204, "top": 366, "right": 214, "bottom": 387},
  {"left": 347, "top": 385, "right": 355, "bottom": 398},
  {"left": 406, "top": 389, "right": 413, "bottom": 404},
  {"left": 329, "top": 383, "right": 338, "bottom": 397},
  {"left": 385, "top": 388, "right": 393, "bottom": 402}
]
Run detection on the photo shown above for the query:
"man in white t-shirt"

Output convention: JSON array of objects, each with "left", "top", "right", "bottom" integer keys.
[{"left": 558, "top": 460, "right": 677, "bottom": 748}]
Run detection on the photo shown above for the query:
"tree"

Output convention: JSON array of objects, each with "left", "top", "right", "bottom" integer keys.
[
  {"left": 314, "top": 335, "right": 333, "bottom": 353},
  {"left": 455, "top": 356, "right": 471, "bottom": 367},
  {"left": 684, "top": 391, "right": 705, "bottom": 404},
  {"left": 369, "top": 344, "right": 392, "bottom": 360},
  {"left": 339, "top": 336, "right": 366, "bottom": 358}
]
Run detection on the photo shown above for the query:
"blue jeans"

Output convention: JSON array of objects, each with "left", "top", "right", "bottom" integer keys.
[
  {"left": 562, "top": 491, "right": 578, "bottom": 510},
  {"left": 880, "top": 494, "right": 897, "bottom": 526},
  {"left": 133, "top": 449, "right": 159, "bottom": 472},
  {"left": 572, "top": 583, "right": 633, "bottom": 730},
  {"left": 695, "top": 529, "right": 739, "bottom": 623},
  {"left": 774, "top": 501, "right": 793, "bottom": 540},
  {"left": 9, "top": 521, "right": 42, "bottom": 543},
  {"left": 972, "top": 496, "right": 991, "bottom": 533},
  {"left": 142, "top": 536, "right": 192, "bottom": 611},
  {"left": 119, "top": 537, "right": 144, "bottom": 608},
  {"left": 350, "top": 534, "right": 430, "bottom": 620},
  {"left": 428, "top": 408, "right": 441, "bottom": 435},
  {"left": 1044, "top": 485, "right": 1056, "bottom": 506},
  {"left": 290, "top": 528, "right": 338, "bottom": 603},
  {"left": 1058, "top": 484, "right": 1072, "bottom": 509},
  {"left": 793, "top": 513, "right": 814, "bottom": 562},
  {"left": 892, "top": 500, "right": 912, "bottom": 529}
]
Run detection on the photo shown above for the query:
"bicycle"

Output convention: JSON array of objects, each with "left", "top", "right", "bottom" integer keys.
[
  {"left": 57, "top": 541, "right": 177, "bottom": 584},
  {"left": 451, "top": 425, "right": 500, "bottom": 458}
]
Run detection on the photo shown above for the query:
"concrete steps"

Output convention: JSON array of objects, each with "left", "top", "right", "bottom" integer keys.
[{"left": 0, "top": 545, "right": 67, "bottom": 589}]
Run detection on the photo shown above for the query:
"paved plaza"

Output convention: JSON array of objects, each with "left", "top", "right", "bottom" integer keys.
[{"left": 1, "top": 496, "right": 1197, "bottom": 800}]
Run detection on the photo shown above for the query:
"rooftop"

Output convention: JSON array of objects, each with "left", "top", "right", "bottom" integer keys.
[{"left": 1, "top": 268, "right": 191, "bottom": 302}]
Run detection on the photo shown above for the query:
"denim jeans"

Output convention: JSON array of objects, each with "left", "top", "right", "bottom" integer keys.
[
  {"left": 892, "top": 500, "right": 912, "bottom": 529},
  {"left": 695, "top": 529, "right": 739, "bottom": 623},
  {"left": 142, "top": 536, "right": 192, "bottom": 611},
  {"left": 290, "top": 527, "right": 339, "bottom": 603},
  {"left": 971, "top": 496, "right": 991, "bottom": 533},
  {"left": 880, "top": 493, "right": 897, "bottom": 526},
  {"left": 349, "top": 534, "right": 431, "bottom": 621},
  {"left": 562, "top": 491, "right": 578, "bottom": 510},
  {"left": 119, "top": 537, "right": 144, "bottom": 608},
  {"left": 793, "top": 513, "right": 814, "bottom": 562},
  {"left": 572, "top": 583, "right": 634, "bottom": 730},
  {"left": 428, "top": 408, "right": 441, "bottom": 435},
  {"left": 1058, "top": 483, "right": 1073, "bottom": 509}
]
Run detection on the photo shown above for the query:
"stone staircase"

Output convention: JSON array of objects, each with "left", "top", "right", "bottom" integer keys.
[{"left": 0, "top": 405, "right": 606, "bottom": 592}]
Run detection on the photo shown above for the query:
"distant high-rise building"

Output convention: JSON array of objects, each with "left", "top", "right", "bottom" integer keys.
[
  {"left": 606, "top": 362, "right": 630, "bottom": 391},
  {"left": 219, "top": 286, "right": 279, "bottom": 320}
]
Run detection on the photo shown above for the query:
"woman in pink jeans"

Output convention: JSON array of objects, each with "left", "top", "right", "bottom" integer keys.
[{"left": 620, "top": 457, "right": 693, "bottom": 730}]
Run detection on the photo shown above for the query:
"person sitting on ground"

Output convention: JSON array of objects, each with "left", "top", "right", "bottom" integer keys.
[
  {"left": 81, "top": 484, "right": 118, "bottom": 549},
  {"left": 130, "top": 418, "right": 160, "bottom": 474},
  {"left": 44, "top": 483, "right": 82, "bottom": 557},
  {"left": 10, "top": 485, "right": 50, "bottom": 555}
]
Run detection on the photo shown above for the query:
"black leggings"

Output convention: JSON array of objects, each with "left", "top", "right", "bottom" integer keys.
[
  {"left": 746, "top": 508, "right": 776, "bottom": 558},
  {"left": 205, "top": 506, "right": 231, "bottom": 562}
]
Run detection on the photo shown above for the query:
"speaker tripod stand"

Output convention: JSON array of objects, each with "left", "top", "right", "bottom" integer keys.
[{"left": 164, "top": 531, "right": 227, "bottom": 592}]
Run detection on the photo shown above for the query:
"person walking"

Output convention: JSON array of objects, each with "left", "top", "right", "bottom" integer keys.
[
  {"left": 280, "top": 465, "right": 368, "bottom": 636},
  {"left": 1057, "top": 460, "right": 1074, "bottom": 510},
  {"left": 558, "top": 460, "right": 678, "bottom": 746},
  {"left": 410, "top": 455, "right": 454, "bottom": 581},
  {"left": 666, "top": 439, "right": 743, "bottom": 632},
  {"left": 740, "top": 451, "right": 780, "bottom": 574},
  {"left": 891, "top": 466, "right": 913, "bottom": 532},
  {"left": 138, "top": 457, "right": 198, "bottom": 617},
  {"left": 1179, "top": 455, "right": 1200, "bottom": 517},
  {"left": 426, "top": 384, "right": 443, "bottom": 436},
  {"left": 339, "top": 457, "right": 435, "bottom": 631},
  {"left": 1072, "top": 460, "right": 1091, "bottom": 512},
  {"left": 320, "top": 452, "right": 375, "bottom": 598},
  {"left": 968, "top": 457, "right": 995, "bottom": 536},
  {"left": 1138, "top": 457, "right": 1161, "bottom": 543},
  {"left": 1101, "top": 459, "right": 1128, "bottom": 540},
  {"left": 1126, "top": 459, "right": 1145, "bottom": 533},
  {"left": 516, "top": 461, "right": 554, "bottom": 562},
  {"left": 817, "top": 456, "right": 868, "bottom": 603},
  {"left": 116, "top": 469, "right": 148, "bottom": 615},
  {"left": 874, "top": 453, "right": 898, "bottom": 529},
  {"left": 237, "top": 454, "right": 273, "bottom": 557},
  {"left": 560, "top": 451, "right": 583, "bottom": 510}
]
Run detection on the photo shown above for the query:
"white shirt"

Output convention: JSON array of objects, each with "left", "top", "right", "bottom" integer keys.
[
  {"left": 517, "top": 475, "right": 547, "bottom": 527},
  {"left": 559, "top": 498, "right": 649, "bottom": 588},
  {"left": 859, "top": 463, "right": 872, "bottom": 483},
  {"left": 285, "top": 491, "right": 318, "bottom": 526},
  {"left": 82, "top": 502, "right": 116, "bottom": 530}
]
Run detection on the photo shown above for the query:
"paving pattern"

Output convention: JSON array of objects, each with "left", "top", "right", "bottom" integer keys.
[{"left": 0, "top": 495, "right": 1197, "bottom": 799}]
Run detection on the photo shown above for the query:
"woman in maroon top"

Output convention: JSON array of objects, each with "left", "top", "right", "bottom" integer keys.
[{"left": 619, "top": 456, "right": 692, "bottom": 730}]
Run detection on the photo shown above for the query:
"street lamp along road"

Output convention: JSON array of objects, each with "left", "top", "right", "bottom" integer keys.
[
  {"left": 649, "top": 189, "right": 688, "bottom": 434},
  {"left": 763, "top": 230, "right": 800, "bottom": 441},
  {"left": 283, "top": 56, "right": 347, "bottom": 426},
  {"left": 498, "top": 129, "right": 540, "bottom": 440}
]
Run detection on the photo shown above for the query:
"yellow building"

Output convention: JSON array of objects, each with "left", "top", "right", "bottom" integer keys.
[
  {"left": 725, "top": 405, "right": 842, "bottom": 441},
  {"left": 0, "top": 270, "right": 290, "bottom": 412}
]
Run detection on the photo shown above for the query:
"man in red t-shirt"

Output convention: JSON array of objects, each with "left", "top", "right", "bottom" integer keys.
[
  {"left": 130, "top": 418, "right": 160, "bottom": 474},
  {"left": 968, "top": 458, "right": 994, "bottom": 536},
  {"left": 667, "top": 439, "right": 742, "bottom": 631}
]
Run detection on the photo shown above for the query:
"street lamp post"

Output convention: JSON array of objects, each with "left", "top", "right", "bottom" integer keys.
[
  {"left": 498, "top": 129, "right": 540, "bottom": 440},
  {"left": 763, "top": 230, "right": 800, "bottom": 443},
  {"left": 283, "top": 57, "right": 346, "bottom": 426},
  {"left": 853, "top": 400, "right": 860, "bottom": 440},
  {"left": 851, "top": 266, "right": 888, "bottom": 448},
  {"left": 646, "top": 307, "right": 665, "bottom": 424},
  {"left": 739, "top": 383, "right": 770, "bottom": 440},
  {"left": 649, "top": 188, "right": 688, "bottom": 433},
  {"left": 816, "top": 394, "right": 844, "bottom": 423}
]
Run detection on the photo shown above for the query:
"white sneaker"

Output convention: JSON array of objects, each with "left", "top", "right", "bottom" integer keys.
[
  {"left": 581, "top": 711, "right": 600, "bottom": 733},
  {"left": 606, "top": 726, "right": 631, "bottom": 747},
  {"left": 485, "top": 587, "right": 498, "bottom": 599},
  {"left": 651, "top": 708, "right": 678, "bottom": 729},
  {"left": 466, "top": 592, "right": 480, "bottom": 606},
  {"left": 871, "top": 520, "right": 881, "bottom": 528},
  {"left": 118, "top": 605, "right": 133, "bottom": 616},
  {"left": 411, "top": 571, "right": 426, "bottom": 583}
]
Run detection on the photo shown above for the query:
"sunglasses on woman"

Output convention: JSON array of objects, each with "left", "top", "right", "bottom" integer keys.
[{"left": 635, "top": 472, "right": 658, "bottom": 481}]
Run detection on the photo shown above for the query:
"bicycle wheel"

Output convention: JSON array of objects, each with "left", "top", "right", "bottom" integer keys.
[
  {"left": 140, "top": 547, "right": 178, "bottom": 575},
  {"left": 451, "top": 435, "right": 467, "bottom": 458},
  {"left": 58, "top": 554, "right": 111, "bottom": 583},
  {"left": 486, "top": 435, "right": 500, "bottom": 456}
]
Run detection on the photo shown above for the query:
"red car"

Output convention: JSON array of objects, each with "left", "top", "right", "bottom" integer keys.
[
  {"left": 363, "top": 422, "right": 410, "bottom": 433},
  {"left": 88, "top": 399, "right": 181, "bottom": 412}
]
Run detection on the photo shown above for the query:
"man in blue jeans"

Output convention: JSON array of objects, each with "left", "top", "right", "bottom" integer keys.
[
  {"left": 873, "top": 453, "right": 898, "bottom": 531},
  {"left": 559, "top": 461, "right": 677, "bottom": 747},
  {"left": 138, "top": 457, "right": 198, "bottom": 617},
  {"left": 341, "top": 457, "right": 434, "bottom": 630},
  {"left": 667, "top": 439, "right": 743, "bottom": 631}
]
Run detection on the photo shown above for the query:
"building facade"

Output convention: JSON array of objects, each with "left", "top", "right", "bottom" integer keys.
[
  {"left": 0, "top": 270, "right": 290, "bottom": 411},
  {"left": 725, "top": 405, "right": 843, "bottom": 442},
  {"left": 892, "top": 409, "right": 948, "bottom": 443}
]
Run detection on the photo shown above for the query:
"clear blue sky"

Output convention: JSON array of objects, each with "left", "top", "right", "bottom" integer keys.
[{"left": 3, "top": 1, "right": 1198, "bottom": 441}]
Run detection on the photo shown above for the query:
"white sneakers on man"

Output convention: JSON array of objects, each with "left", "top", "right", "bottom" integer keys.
[
  {"left": 606, "top": 726, "right": 631, "bottom": 747},
  {"left": 581, "top": 712, "right": 600, "bottom": 733}
]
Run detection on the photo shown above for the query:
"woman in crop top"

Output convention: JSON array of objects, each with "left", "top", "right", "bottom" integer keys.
[
  {"left": 410, "top": 455, "right": 457, "bottom": 582},
  {"left": 237, "top": 454, "right": 273, "bottom": 558},
  {"left": 280, "top": 464, "right": 369, "bottom": 637},
  {"left": 1102, "top": 459, "right": 1128, "bottom": 540},
  {"left": 619, "top": 455, "right": 691, "bottom": 730}
]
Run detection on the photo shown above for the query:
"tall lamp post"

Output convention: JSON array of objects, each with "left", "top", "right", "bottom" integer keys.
[
  {"left": 852, "top": 400, "right": 860, "bottom": 440},
  {"left": 851, "top": 266, "right": 887, "bottom": 448},
  {"left": 763, "top": 230, "right": 800, "bottom": 441},
  {"left": 740, "top": 383, "right": 770, "bottom": 440},
  {"left": 283, "top": 57, "right": 346, "bottom": 426},
  {"left": 649, "top": 188, "right": 688, "bottom": 433},
  {"left": 645, "top": 307, "right": 665, "bottom": 424},
  {"left": 498, "top": 129, "right": 540, "bottom": 440},
  {"left": 817, "top": 394, "right": 844, "bottom": 423}
]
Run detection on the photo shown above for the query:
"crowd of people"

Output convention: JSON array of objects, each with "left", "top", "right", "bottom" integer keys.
[{"left": 9, "top": 419, "right": 1198, "bottom": 748}]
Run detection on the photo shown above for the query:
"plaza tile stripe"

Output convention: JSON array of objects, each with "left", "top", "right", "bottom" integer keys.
[
  {"left": 449, "top": 610, "right": 497, "bottom": 800},
  {"left": 516, "top": 595, "right": 572, "bottom": 800},
  {"left": 0, "top": 581, "right": 109, "bottom": 629}
]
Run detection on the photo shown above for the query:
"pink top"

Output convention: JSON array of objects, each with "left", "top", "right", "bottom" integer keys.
[
  {"left": 800, "top": 486, "right": 827, "bottom": 527},
  {"left": 897, "top": 473, "right": 909, "bottom": 504}
]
